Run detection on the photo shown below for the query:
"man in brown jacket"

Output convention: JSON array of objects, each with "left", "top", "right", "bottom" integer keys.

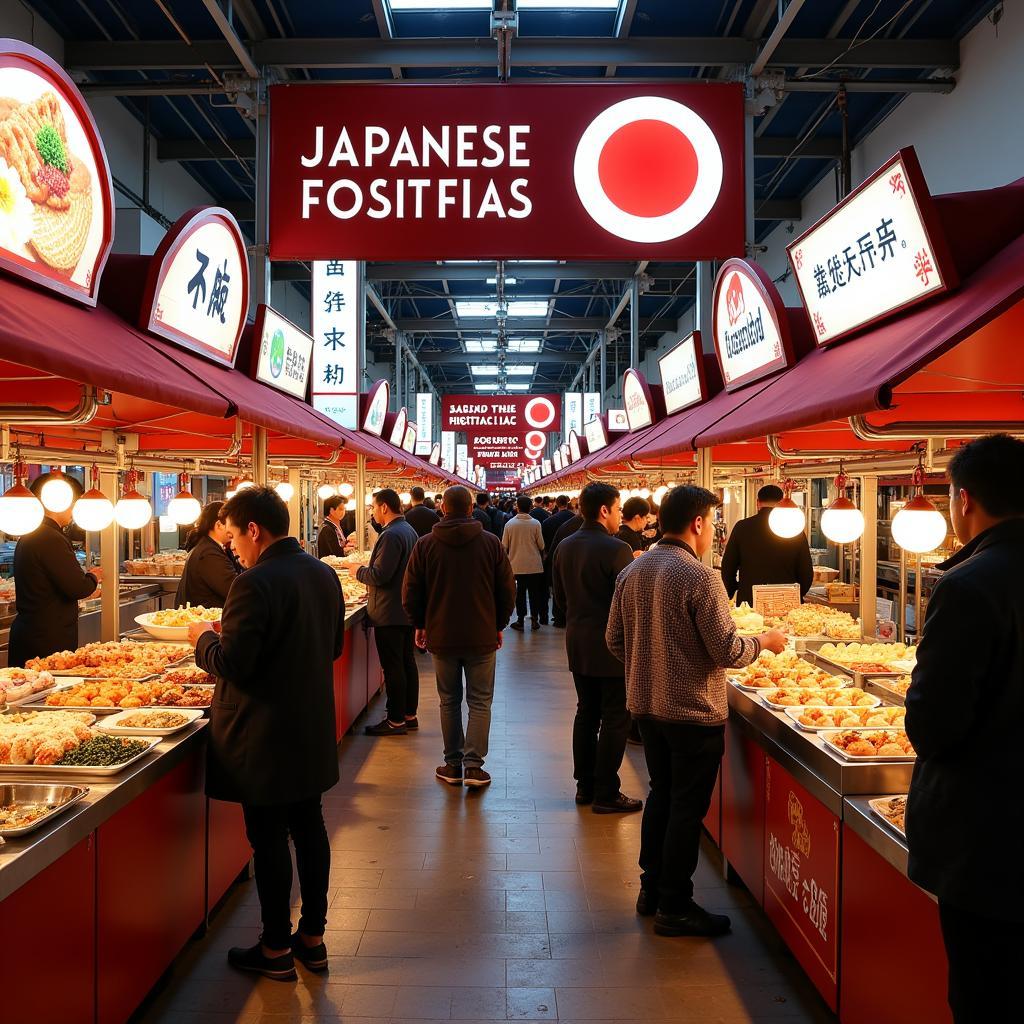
[
  {"left": 607, "top": 486, "right": 785, "bottom": 938},
  {"left": 403, "top": 486, "right": 516, "bottom": 788}
]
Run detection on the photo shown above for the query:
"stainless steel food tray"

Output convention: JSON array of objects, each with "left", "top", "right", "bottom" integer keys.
[
  {"left": 761, "top": 688, "right": 878, "bottom": 711},
  {"left": 818, "top": 730, "right": 917, "bottom": 763},
  {"left": 21, "top": 682, "right": 212, "bottom": 714},
  {"left": 0, "top": 783, "right": 89, "bottom": 837},
  {"left": 864, "top": 678, "right": 910, "bottom": 707},
  {"left": 868, "top": 795, "right": 908, "bottom": 839},
  {"left": 0, "top": 736, "right": 161, "bottom": 776},
  {"left": 783, "top": 706, "right": 900, "bottom": 730}
]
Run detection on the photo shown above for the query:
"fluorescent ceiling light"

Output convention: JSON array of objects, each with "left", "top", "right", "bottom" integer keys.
[
  {"left": 470, "top": 365, "right": 536, "bottom": 376},
  {"left": 390, "top": 2, "right": 491, "bottom": 12},
  {"left": 455, "top": 300, "right": 548, "bottom": 318},
  {"left": 465, "top": 340, "right": 497, "bottom": 352},
  {"left": 486, "top": 276, "right": 518, "bottom": 285},
  {"left": 508, "top": 339, "right": 542, "bottom": 352},
  {"left": 506, "top": 383, "right": 531, "bottom": 391},
  {"left": 475, "top": 383, "right": 499, "bottom": 391},
  {"left": 464, "top": 338, "right": 543, "bottom": 353},
  {"left": 456, "top": 300, "right": 499, "bottom": 317},
  {"left": 507, "top": 301, "right": 549, "bottom": 316}
]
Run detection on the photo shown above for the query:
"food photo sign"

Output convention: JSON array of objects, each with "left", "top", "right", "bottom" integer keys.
[
  {"left": 251, "top": 304, "right": 313, "bottom": 400},
  {"left": 0, "top": 40, "right": 113, "bottom": 305}
]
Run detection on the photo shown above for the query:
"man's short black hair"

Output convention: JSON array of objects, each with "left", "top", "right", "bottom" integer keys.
[
  {"left": 580, "top": 482, "right": 619, "bottom": 522},
  {"left": 323, "top": 494, "right": 344, "bottom": 517},
  {"left": 621, "top": 496, "right": 651, "bottom": 521},
  {"left": 543, "top": 496, "right": 553, "bottom": 506},
  {"left": 534, "top": 496, "right": 544, "bottom": 505},
  {"left": 949, "top": 434, "right": 1024, "bottom": 518},
  {"left": 410, "top": 486, "right": 425, "bottom": 502},
  {"left": 556, "top": 494, "right": 569, "bottom": 508},
  {"left": 476, "top": 492, "right": 490, "bottom": 507},
  {"left": 660, "top": 485, "right": 720, "bottom": 535},
  {"left": 757, "top": 484, "right": 784, "bottom": 504},
  {"left": 225, "top": 485, "right": 289, "bottom": 538},
  {"left": 374, "top": 488, "right": 402, "bottom": 514},
  {"left": 516, "top": 494, "right": 532, "bottom": 514},
  {"left": 443, "top": 485, "right": 473, "bottom": 518}
]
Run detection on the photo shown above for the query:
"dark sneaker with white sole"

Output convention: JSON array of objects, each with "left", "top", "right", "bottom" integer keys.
[
  {"left": 653, "top": 902, "right": 731, "bottom": 937},
  {"left": 592, "top": 792, "right": 643, "bottom": 814},
  {"left": 365, "top": 719, "right": 407, "bottom": 736},
  {"left": 464, "top": 768, "right": 491, "bottom": 788},
  {"left": 291, "top": 933, "right": 328, "bottom": 972},
  {"left": 436, "top": 764, "right": 463, "bottom": 785},
  {"left": 404, "top": 717, "right": 419, "bottom": 731},
  {"left": 227, "top": 943, "right": 297, "bottom": 981}
]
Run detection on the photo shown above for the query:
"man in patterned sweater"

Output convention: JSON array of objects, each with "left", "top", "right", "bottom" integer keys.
[{"left": 607, "top": 485, "right": 786, "bottom": 938}]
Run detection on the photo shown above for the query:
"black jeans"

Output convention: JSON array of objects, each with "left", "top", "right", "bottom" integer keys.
[
  {"left": 375, "top": 624, "right": 419, "bottom": 722},
  {"left": 939, "top": 900, "right": 1021, "bottom": 1023},
  {"left": 638, "top": 720, "right": 725, "bottom": 914},
  {"left": 242, "top": 797, "right": 331, "bottom": 950},
  {"left": 514, "top": 573, "right": 546, "bottom": 622},
  {"left": 572, "top": 674, "right": 630, "bottom": 802}
]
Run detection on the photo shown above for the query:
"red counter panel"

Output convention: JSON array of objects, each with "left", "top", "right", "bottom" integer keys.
[
  {"left": 333, "top": 640, "right": 353, "bottom": 740},
  {"left": 207, "top": 797, "right": 251, "bottom": 914},
  {"left": 762, "top": 758, "right": 840, "bottom": 1011},
  {"left": 841, "top": 825, "right": 951, "bottom": 1024},
  {"left": 97, "top": 755, "right": 206, "bottom": 1024},
  {"left": 721, "top": 723, "right": 765, "bottom": 904},
  {"left": 0, "top": 834, "right": 96, "bottom": 1023}
]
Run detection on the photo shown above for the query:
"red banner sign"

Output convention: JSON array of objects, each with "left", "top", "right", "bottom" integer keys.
[
  {"left": 269, "top": 83, "right": 744, "bottom": 261},
  {"left": 763, "top": 758, "right": 840, "bottom": 1010},
  {"left": 443, "top": 394, "right": 560, "bottom": 433}
]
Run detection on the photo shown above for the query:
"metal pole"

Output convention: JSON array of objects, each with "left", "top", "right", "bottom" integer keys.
[
  {"left": 599, "top": 329, "right": 607, "bottom": 401},
  {"left": 913, "top": 553, "right": 923, "bottom": 642},
  {"left": 99, "top": 467, "right": 120, "bottom": 641},
  {"left": 696, "top": 447, "right": 714, "bottom": 567},
  {"left": 858, "top": 476, "right": 878, "bottom": 638},
  {"left": 629, "top": 276, "right": 640, "bottom": 369},
  {"left": 394, "top": 331, "right": 404, "bottom": 410},
  {"left": 355, "top": 453, "right": 367, "bottom": 555},
  {"left": 898, "top": 546, "right": 908, "bottom": 643},
  {"left": 286, "top": 466, "right": 300, "bottom": 543},
  {"left": 696, "top": 261, "right": 714, "bottom": 344},
  {"left": 744, "top": 112, "right": 755, "bottom": 252},
  {"left": 251, "top": 425, "right": 268, "bottom": 486}
]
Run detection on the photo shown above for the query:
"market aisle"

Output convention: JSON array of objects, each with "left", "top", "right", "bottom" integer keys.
[{"left": 138, "top": 628, "right": 834, "bottom": 1024}]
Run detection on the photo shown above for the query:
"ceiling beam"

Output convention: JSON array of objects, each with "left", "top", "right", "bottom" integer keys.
[
  {"left": 66, "top": 37, "right": 958, "bottom": 71},
  {"left": 394, "top": 317, "right": 677, "bottom": 334},
  {"left": 751, "top": 0, "right": 807, "bottom": 77},
  {"left": 783, "top": 77, "right": 956, "bottom": 94},
  {"left": 200, "top": 0, "right": 259, "bottom": 79},
  {"left": 417, "top": 351, "right": 586, "bottom": 365},
  {"left": 742, "top": 0, "right": 779, "bottom": 39}
]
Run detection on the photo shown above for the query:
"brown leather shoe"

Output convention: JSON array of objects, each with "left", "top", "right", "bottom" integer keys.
[{"left": 592, "top": 792, "right": 643, "bottom": 815}]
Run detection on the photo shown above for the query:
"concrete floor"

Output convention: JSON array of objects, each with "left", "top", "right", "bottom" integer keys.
[{"left": 138, "top": 626, "right": 835, "bottom": 1024}]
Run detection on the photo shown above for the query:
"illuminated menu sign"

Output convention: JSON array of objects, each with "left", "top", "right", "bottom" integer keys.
[
  {"left": 584, "top": 416, "right": 608, "bottom": 453},
  {"left": 252, "top": 304, "right": 312, "bottom": 399},
  {"left": 659, "top": 332, "right": 706, "bottom": 414},
  {"left": 312, "top": 259, "right": 361, "bottom": 427}
]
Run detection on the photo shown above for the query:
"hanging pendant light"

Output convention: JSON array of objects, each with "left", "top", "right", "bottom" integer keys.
[
  {"left": 769, "top": 479, "right": 806, "bottom": 539},
  {"left": 892, "top": 453, "right": 947, "bottom": 553},
  {"left": 345, "top": 499, "right": 357, "bottom": 511},
  {"left": 39, "top": 468, "right": 75, "bottom": 513},
  {"left": 338, "top": 482, "right": 355, "bottom": 497},
  {"left": 0, "top": 450, "right": 45, "bottom": 537},
  {"left": 114, "top": 468, "right": 153, "bottom": 530},
  {"left": 274, "top": 480, "right": 295, "bottom": 502},
  {"left": 73, "top": 464, "right": 115, "bottom": 532},
  {"left": 399, "top": 491, "right": 412, "bottom": 505},
  {"left": 653, "top": 484, "right": 669, "bottom": 505},
  {"left": 317, "top": 481, "right": 337, "bottom": 500},
  {"left": 821, "top": 464, "right": 865, "bottom": 544},
  {"left": 168, "top": 472, "right": 202, "bottom": 526}
]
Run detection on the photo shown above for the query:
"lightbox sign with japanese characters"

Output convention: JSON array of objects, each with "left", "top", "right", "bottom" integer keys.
[
  {"left": 441, "top": 430, "right": 457, "bottom": 470},
  {"left": 0, "top": 41, "right": 114, "bottom": 307},
  {"left": 442, "top": 394, "right": 560, "bottom": 433},
  {"left": 416, "top": 392, "right": 433, "bottom": 445},
  {"left": 583, "top": 392, "right": 601, "bottom": 426},
  {"left": 659, "top": 332, "right": 707, "bottom": 415},
  {"left": 269, "top": 83, "right": 744, "bottom": 261},
  {"left": 569, "top": 431, "right": 584, "bottom": 462},
  {"left": 387, "top": 408, "right": 408, "bottom": 448},
  {"left": 584, "top": 416, "right": 608, "bottom": 453},
  {"left": 564, "top": 393, "right": 583, "bottom": 439},
  {"left": 311, "top": 259, "right": 361, "bottom": 427},
  {"left": 788, "top": 149, "right": 957, "bottom": 348},
  {"left": 712, "top": 257, "right": 794, "bottom": 392},
  {"left": 141, "top": 206, "right": 248, "bottom": 367},
  {"left": 251, "top": 304, "right": 312, "bottom": 400},
  {"left": 763, "top": 759, "right": 840, "bottom": 1009}
]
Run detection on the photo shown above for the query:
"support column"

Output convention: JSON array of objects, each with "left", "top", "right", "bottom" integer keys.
[
  {"left": 251, "top": 425, "right": 268, "bottom": 486},
  {"left": 629, "top": 277, "right": 640, "bottom": 369},
  {"left": 696, "top": 261, "right": 714, "bottom": 347},
  {"left": 744, "top": 112, "right": 756, "bottom": 252},
  {"left": 858, "top": 475, "right": 878, "bottom": 637},
  {"left": 394, "top": 331, "right": 404, "bottom": 411},
  {"left": 599, "top": 330, "right": 608, "bottom": 400},
  {"left": 99, "top": 467, "right": 121, "bottom": 641},
  {"left": 696, "top": 447, "right": 714, "bottom": 567},
  {"left": 286, "top": 466, "right": 300, "bottom": 544},
  {"left": 355, "top": 453, "right": 367, "bottom": 555}
]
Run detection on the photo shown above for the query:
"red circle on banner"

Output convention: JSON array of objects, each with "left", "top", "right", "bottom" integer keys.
[{"left": 597, "top": 120, "right": 698, "bottom": 218}]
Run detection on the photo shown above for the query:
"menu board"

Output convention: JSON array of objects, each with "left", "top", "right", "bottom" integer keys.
[{"left": 752, "top": 584, "right": 801, "bottom": 620}]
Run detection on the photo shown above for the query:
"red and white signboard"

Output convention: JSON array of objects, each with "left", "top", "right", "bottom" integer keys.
[
  {"left": 659, "top": 331, "right": 708, "bottom": 414},
  {"left": 251, "top": 304, "right": 312, "bottom": 400},
  {"left": 542, "top": 458, "right": 553, "bottom": 477},
  {"left": 0, "top": 40, "right": 114, "bottom": 306},
  {"left": 360, "top": 379, "right": 390, "bottom": 436},
  {"left": 469, "top": 433, "right": 528, "bottom": 465},
  {"left": 607, "top": 408, "right": 629, "bottom": 432},
  {"left": 623, "top": 368, "right": 665, "bottom": 432},
  {"left": 141, "top": 206, "right": 248, "bottom": 367},
  {"left": 712, "top": 258, "right": 794, "bottom": 392},
  {"left": 789, "top": 148, "right": 956, "bottom": 348},
  {"left": 584, "top": 416, "right": 609, "bottom": 453},
  {"left": 269, "top": 83, "right": 744, "bottom": 261},
  {"left": 443, "top": 394, "right": 560, "bottom": 433},
  {"left": 387, "top": 408, "right": 409, "bottom": 448}
]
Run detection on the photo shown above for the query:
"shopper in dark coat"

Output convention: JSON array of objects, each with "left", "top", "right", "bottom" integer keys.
[
  {"left": 316, "top": 494, "right": 346, "bottom": 558},
  {"left": 403, "top": 486, "right": 516, "bottom": 787},
  {"left": 904, "top": 435, "right": 1024, "bottom": 1023},
  {"left": 529, "top": 496, "right": 549, "bottom": 523},
  {"left": 405, "top": 486, "right": 440, "bottom": 538},
  {"left": 348, "top": 489, "right": 420, "bottom": 736},
  {"left": 9, "top": 508, "right": 101, "bottom": 667},
  {"left": 617, "top": 496, "right": 652, "bottom": 555},
  {"left": 720, "top": 484, "right": 813, "bottom": 606},
  {"left": 552, "top": 482, "right": 641, "bottom": 815},
  {"left": 190, "top": 486, "right": 345, "bottom": 981},
  {"left": 541, "top": 495, "right": 575, "bottom": 625},
  {"left": 547, "top": 512, "right": 583, "bottom": 627},
  {"left": 175, "top": 501, "right": 239, "bottom": 608}
]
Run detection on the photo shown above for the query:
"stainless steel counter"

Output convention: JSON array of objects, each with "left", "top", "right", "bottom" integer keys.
[
  {"left": 843, "top": 794, "right": 911, "bottom": 878},
  {"left": 0, "top": 721, "right": 208, "bottom": 901}
]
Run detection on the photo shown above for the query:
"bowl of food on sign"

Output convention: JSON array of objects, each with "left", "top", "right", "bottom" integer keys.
[{"left": 135, "top": 605, "right": 222, "bottom": 641}]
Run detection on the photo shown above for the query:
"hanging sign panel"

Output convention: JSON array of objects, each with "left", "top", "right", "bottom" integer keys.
[
  {"left": 429, "top": 442, "right": 441, "bottom": 466},
  {"left": 402, "top": 424, "right": 417, "bottom": 453},
  {"left": 607, "top": 409, "right": 629, "bottom": 432},
  {"left": 564, "top": 393, "right": 583, "bottom": 438},
  {"left": 659, "top": 331, "right": 708, "bottom": 415},
  {"left": 269, "top": 83, "right": 744, "bottom": 261},
  {"left": 416, "top": 392, "right": 433, "bottom": 444},
  {"left": 251, "top": 304, "right": 313, "bottom": 399},
  {"left": 583, "top": 391, "right": 601, "bottom": 425},
  {"left": 712, "top": 258, "right": 794, "bottom": 392},
  {"left": 141, "top": 206, "right": 248, "bottom": 367},
  {"left": 311, "top": 259, "right": 361, "bottom": 427},
  {"left": 0, "top": 40, "right": 114, "bottom": 306},
  {"left": 788, "top": 148, "right": 957, "bottom": 348},
  {"left": 584, "top": 416, "right": 608, "bottom": 453},
  {"left": 442, "top": 394, "right": 560, "bottom": 433},
  {"left": 623, "top": 368, "right": 665, "bottom": 432},
  {"left": 360, "top": 378, "right": 390, "bottom": 436}
]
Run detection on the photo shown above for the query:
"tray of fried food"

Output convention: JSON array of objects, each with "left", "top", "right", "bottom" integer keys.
[
  {"left": 785, "top": 705, "right": 905, "bottom": 731},
  {"left": 868, "top": 795, "right": 907, "bottom": 839},
  {"left": 98, "top": 708, "right": 204, "bottom": 736},
  {"left": 0, "top": 783, "right": 90, "bottom": 837},
  {"left": 0, "top": 667, "right": 59, "bottom": 707},
  {"left": 819, "top": 728, "right": 916, "bottom": 762},
  {"left": 730, "top": 602, "right": 765, "bottom": 636},
  {"left": 816, "top": 642, "right": 917, "bottom": 674},
  {"left": 1, "top": 713, "right": 99, "bottom": 767},
  {"left": 26, "top": 641, "right": 193, "bottom": 679},
  {"left": 159, "top": 665, "right": 214, "bottom": 687},
  {"left": 760, "top": 686, "right": 879, "bottom": 710},
  {"left": 776, "top": 605, "right": 858, "bottom": 639},
  {"left": 865, "top": 674, "right": 912, "bottom": 707},
  {"left": 31, "top": 678, "right": 213, "bottom": 713},
  {"left": 340, "top": 575, "right": 368, "bottom": 605},
  {"left": 730, "top": 650, "right": 849, "bottom": 691}
]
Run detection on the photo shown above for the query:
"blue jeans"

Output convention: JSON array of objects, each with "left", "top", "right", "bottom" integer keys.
[{"left": 432, "top": 651, "right": 497, "bottom": 770}]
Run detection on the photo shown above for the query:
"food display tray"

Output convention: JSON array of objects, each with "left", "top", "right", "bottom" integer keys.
[
  {"left": 760, "top": 689, "right": 877, "bottom": 711},
  {"left": 868, "top": 795, "right": 908, "bottom": 839},
  {"left": 818, "top": 730, "right": 917, "bottom": 763},
  {"left": 0, "top": 736, "right": 161, "bottom": 776},
  {"left": 20, "top": 683, "right": 213, "bottom": 715},
  {"left": 865, "top": 678, "right": 909, "bottom": 706},
  {"left": 782, "top": 705, "right": 897, "bottom": 729},
  {"left": 98, "top": 708, "right": 204, "bottom": 736},
  {"left": 0, "top": 783, "right": 89, "bottom": 837},
  {"left": 48, "top": 669, "right": 159, "bottom": 681},
  {"left": 2, "top": 684, "right": 61, "bottom": 708}
]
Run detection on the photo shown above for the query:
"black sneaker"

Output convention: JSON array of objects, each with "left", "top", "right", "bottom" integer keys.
[
  {"left": 365, "top": 719, "right": 407, "bottom": 736},
  {"left": 575, "top": 785, "right": 593, "bottom": 806},
  {"left": 227, "top": 942, "right": 297, "bottom": 981},
  {"left": 592, "top": 792, "right": 643, "bottom": 815},
  {"left": 404, "top": 716, "right": 419, "bottom": 731},
  {"left": 436, "top": 764, "right": 463, "bottom": 785},
  {"left": 654, "top": 902, "right": 731, "bottom": 937},
  {"left": 635, "top": 889, "right": 658, "bottom": 917},
  {"left": 291, "top": 933, "right": 328, "bottom": 972},
  {"left": 510, "top": 620, "right": 525, "bottom": 631},
  {"left": 464, "top": 768, "right": 491, "bottom": 788}
]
